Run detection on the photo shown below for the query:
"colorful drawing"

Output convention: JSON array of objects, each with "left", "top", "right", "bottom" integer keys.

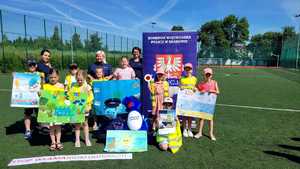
[
  {"left": 37, "top": 88, "right": 87, "bottom": 123},
  {"left": 93, "top": 80, "right": 140, "bottom": 118},
  {"left": 11, "top": 72, "right": 41, "bottom": 107},
  {"left": 176, "top": 90, "right": 217, "bottom": 120},
  {"left": 158, "top": 109, "right": 176, "bottom": 135},
  {"left": 104, "top": 130, "right": 147, "bottom": 152}
]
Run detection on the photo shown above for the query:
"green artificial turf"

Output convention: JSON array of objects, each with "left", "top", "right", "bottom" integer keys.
[{"left": 0, "top": 67, "right": 300, "bottom": 169}]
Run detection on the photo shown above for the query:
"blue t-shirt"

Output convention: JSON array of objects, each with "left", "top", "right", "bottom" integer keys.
[
  {"left": 129, "top": 58, "right": 143, "bottom": 79},
  {"left": 88, "top": 62, "right": 112, "bottom": 78},
  {"left": 37, "top": 62, "right": 51, "bottom": 83}
]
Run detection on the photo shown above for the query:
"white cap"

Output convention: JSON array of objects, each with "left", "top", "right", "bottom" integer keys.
[{"left": 163, "top": 97, "right": 173, "bottom": 104}]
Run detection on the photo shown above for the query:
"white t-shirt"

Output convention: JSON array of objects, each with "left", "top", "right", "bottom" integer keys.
[{"left": 113, "top": 67, "right": 136, "bottom": 80}]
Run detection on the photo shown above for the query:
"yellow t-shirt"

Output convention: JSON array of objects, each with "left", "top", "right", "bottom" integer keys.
[{"left": 180, "top": 76, "right": 197, "bottom": 90}]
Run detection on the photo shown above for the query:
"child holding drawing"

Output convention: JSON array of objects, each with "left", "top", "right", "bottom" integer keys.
[
  {"left": 43, "top": 69, "right": 64, "bottom": 150},
  {"left": 156, "top": 97, "right": 182, "bottom": 153},
  {"left": 69, "top": 70, "right": 94, "bottom": 147},
  {"left": 179, "top": 63, "right": 197, "bottom": 138},
  {"left": 148, "top": 68, "right": 169, "bottom": 131},
  {"left": 23, "top": 59, "right": 44, "bottom": 140},
  {"left": 195, "top": 67, "right": 219, "bottom": 141}
]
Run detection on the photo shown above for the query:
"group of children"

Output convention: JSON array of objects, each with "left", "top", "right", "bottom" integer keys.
[
  {"left": 23, "top": 56, "right": 137, "bottom": 151},
  {"left": 23, "top": 55, "right": 219, "bottom": 152},
  {"left": 150, "top": 62, "right": 219, "bottom": 150}
]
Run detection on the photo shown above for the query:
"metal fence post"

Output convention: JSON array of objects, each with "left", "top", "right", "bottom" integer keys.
[
  {"left": 24, "top": 14, "right": 28, "bottom": 57},
  {"left": 0, "top": 10, "right": 6, "bottom": 72},
  {"left": 113, "top": 34, "right": 116, "bottom": 65},
  {"left": 86, "top": 28, "right": 89, "bottom": 67},
  {"left": 126, "top": 37, "right": 128, "bottom": 52},
  {"left": 60, "top": 23, "right": 63, "bottom": 69},
  {"left": 121, "top": 36, "right": 123, "bottom": 54}
]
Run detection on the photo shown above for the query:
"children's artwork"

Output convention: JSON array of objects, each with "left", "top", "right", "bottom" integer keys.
[
  {"left": 37, "top": 89, "right": 87, "bottom": 123},
  {"left": 104, "top": 130, "right": 147, "bottom": 152},
  {"left": 158, "top": 109, "right": 176, "bottom": 135},
  {"left": 11, "top": 72, "right": 41, "bottom": 107},
  {"left": 176, "top": 90, "right": 217, "bottom": 120},
  {"left": 93, "top": 80, "right": 140, "bottom": 118}
]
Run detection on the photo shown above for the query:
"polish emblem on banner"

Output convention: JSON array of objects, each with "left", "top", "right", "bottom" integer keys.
[{"left": 155, "top": 54, "right": 183, "bottom": 78}]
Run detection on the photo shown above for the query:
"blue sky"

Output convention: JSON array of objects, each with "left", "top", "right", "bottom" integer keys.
[{"left": 0, "top": 0, "right": 300, "bottom": 40}]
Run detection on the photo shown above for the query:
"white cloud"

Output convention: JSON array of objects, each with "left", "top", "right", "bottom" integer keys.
[
  {"left": 131, "top": 0, "right": 178, "bottom": 30},
  {"left": 58, "top": 0, "right": 123, "bottom": 30}
]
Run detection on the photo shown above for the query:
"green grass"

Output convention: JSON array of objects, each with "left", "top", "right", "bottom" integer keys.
[{"left": 1, "top": 67, "right": 300, "bottom": 169}]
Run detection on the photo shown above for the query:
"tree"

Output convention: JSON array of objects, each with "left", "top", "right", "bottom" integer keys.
[
  {"left": 222, "top": 15, "right": 249, "bottom": 46},
  {"left": 198, "top": 20, "right": 229, "bottom": 58},
  {"left": 247, "top": 32, "right": 282, "bottom": 59},
  {"left": 282, "top": 26, "right": 296, "bottom": 41},
  {"left": 86, "top": 32, "right": 101, "bottom": 52},
  {"left": 50, "top": 26, "right": 62, "bottom": 49},
  {"left": 71, "top": 32, "right": 83, "bottom": 50},
  {"left": 171, "top": 25, "right": 184, "bottom": 31},
  {"left": 197, "top": 14, "right": 250, "bottom": 58}
]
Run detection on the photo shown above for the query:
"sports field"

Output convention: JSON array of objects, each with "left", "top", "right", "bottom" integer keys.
[{"left": 0, "top": 67, "right": 300, "bottom": 169}]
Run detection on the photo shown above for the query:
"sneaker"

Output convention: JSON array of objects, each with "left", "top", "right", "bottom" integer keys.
[
  {"left": 75, "top": 141, "right": 81, "bottom": 148},
  {"left": 85, "top": 139, "right": 92, "bottom": 147},
  {"left": 210, "top": 135, "right": 217, "bottom": 141},
  {"left": 24, "top": 130, "right": 32, "bottom": 140},
  {"left": 183, "top": 129, "right": 188, "bottom": 137},
  {"left": 194, "top": 133, "right": 203, "bottom": 139},
  {"left": 187, "top": 130, "right": 194, "bottom": 137}
]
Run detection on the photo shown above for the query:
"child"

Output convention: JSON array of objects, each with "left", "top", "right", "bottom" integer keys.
[
  {"left": 148, "top": 68, "right": 169, "bottom": 130},
  {"left": 179, "top": 63, "right": 197, "bottom": 138},
  {"left": 43, "top": 69, "right": 64, "bottom": 150},
  {"left": 64, "top": 63, "right": 78, "bottom": 91},
  {"left": 156, "top": 97, "right": 182, "bottom": 153},
  {"left": 70, "top": 70, "right": 94, "bottom": 147},
  {"left": 24, "top": 59, "right": 44, "bottom": 139},
  {"left": 194, "top": 67, "right": 219, "bottom": 141},
  {"left": 91, "top": 66, "right": 108, "bottom": 130},
  {"left": 113, "top": 56, "right": 136, "bottom": 80}
]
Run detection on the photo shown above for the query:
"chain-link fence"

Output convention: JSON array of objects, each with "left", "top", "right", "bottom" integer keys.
[
  {"left": 281, "top": 36, "right": 300, "bottom": 69},
  {"left": 0, "top": 9, "right": 141, "bottom": 72}
]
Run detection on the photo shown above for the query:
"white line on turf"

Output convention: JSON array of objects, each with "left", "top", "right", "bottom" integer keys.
[
  {"left": 0, "top": 89, "right": 11, "bottom": 92},
  {"left": 217, "top": 103, "right": 300, "bottom": 112}
]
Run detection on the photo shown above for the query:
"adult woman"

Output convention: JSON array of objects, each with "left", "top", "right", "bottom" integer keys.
[
  {"left": 129, "top": 47, "right": 143, "bottom": 79},
  {"left": 37, "top": 49, "right": 52, "bottom": 83},
  {"left": 87, "top": 50, "right": 113, "bottom": 79}
]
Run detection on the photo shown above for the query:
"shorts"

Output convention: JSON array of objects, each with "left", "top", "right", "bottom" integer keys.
[{"left": 24, "top": 108, "right": 38, "bottom": 116}]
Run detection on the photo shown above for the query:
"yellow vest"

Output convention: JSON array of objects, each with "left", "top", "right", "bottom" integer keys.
[
  {"left": 180, "top": 76, "right": 197, "bottom": 90},
  {"left": 149, "top": 80, "right": 169, "bottom": 107},
  {"left": 156, "top": 120, "right": 182, "bottom": 154}
]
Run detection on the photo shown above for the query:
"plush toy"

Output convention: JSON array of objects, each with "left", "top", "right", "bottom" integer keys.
[{"left": 122, "top": 96, "right": 141, "bottom": 112}]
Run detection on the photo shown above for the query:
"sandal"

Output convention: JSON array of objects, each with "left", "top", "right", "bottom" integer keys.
[
  {"left": 56, "top": 143, "right": 64, "bottom": 150},
  {"left": 49, "top": 143, "right": 56, "bottom": 151}
]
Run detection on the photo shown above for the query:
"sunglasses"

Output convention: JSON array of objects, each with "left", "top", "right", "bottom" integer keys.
[
  {"left": 28, "top": 63, "right": 37, "bottom": 67},
  {"left": 184, "top": 67, "right": 192, "bottom": 71}
]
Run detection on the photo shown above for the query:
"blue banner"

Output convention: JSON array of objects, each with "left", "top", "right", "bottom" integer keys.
[
  {"left": 93, "top": 80, "right": 140, "bottom": 118},
  {"left": 142, "top": 32, "right": 198, "bottom": 115},
  {"left": 104, "top": 130, "right": 148, "bottom": 152}
]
